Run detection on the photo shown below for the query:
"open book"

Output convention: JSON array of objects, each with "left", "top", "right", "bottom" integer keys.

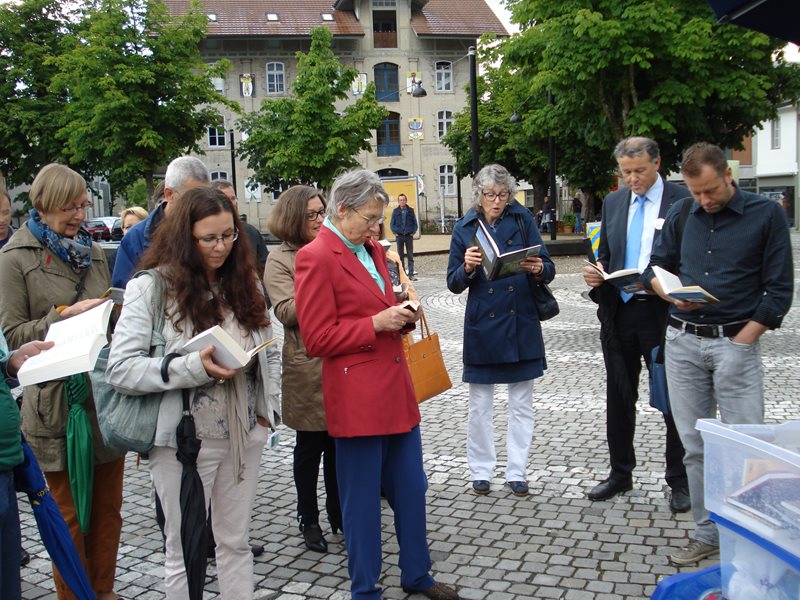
[
  {"left": 652, "top": 266, "right": 719, "bottom": 303},
  {"left": 17, "top": 300, "right": 114, "bottom": 387},
  {"left": 473, "top": 219, "right": 541, "bottom": 280},
  {"left": 183, "top": 325, "right": 276, "bottom": 370},
  {"left": 583, "top": 261, "right": 643, "bottom": 293}
]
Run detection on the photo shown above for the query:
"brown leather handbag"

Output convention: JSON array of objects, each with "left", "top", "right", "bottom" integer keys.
[{"left": 403, "top": 309, "right": 453, "bottom": 403}]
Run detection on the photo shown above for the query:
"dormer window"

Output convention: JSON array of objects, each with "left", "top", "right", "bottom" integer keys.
[
  {"left": 208, "top": 13, "right": 217, "bottom": 22},
  {"left": 266, "top": 13, "right": 279, "bottom": 21},
  {"left": 321, "top": 13, "right": 334, "bottom": 21}
]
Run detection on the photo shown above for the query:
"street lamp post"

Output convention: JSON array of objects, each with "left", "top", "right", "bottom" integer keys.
[
  {"left": 547, "top": 91, "right": 557, "bottom": 241},
  {"left": 469, "top": 46, "right": 480, "bottom": 176},
  {"left": 229, "top": 129, "right": 237, "bottom": 195}
]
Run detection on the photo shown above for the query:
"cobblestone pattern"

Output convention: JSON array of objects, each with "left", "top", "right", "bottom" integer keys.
[{"left": 19, "top": 236, "right": 800, "bottom": 599}]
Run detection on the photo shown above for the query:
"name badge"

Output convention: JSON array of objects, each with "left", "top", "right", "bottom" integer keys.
[{"left": 654, "top": 218, "right": 665, "bottom": 230}]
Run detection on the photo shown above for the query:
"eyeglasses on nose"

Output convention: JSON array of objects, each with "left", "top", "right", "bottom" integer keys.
[
  {"left": 482, "top": 191, "right": 509, "bottom": 202},
  {"left": 195, "top": 230, "right": 239, "bottom": 247},
  {"left": 305, "top": 209, "right": 326, "bottom": 221},
  {"left": 352, "top": 207, "right": 385, "bottom": 226},
  {"left": 61, "top": 200, "right": 93, "bottom": 214}
]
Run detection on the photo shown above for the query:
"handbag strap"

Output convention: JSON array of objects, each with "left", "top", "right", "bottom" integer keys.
[
  {"left": 131, "top": 269, "right": 167, "bottom": 355},
  {"left": 415, "top": 308, "right": 432, "bottom": 341}
]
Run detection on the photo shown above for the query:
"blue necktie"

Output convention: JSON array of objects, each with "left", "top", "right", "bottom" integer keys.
[{"left": 621, "top": 195, "right": 646, "bottom": 302}]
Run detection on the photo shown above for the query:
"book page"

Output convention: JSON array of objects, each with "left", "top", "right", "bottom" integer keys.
[
  {"left": 44, "top": 300, "right": 113, "bottom": 345},
  {"left": 475, "top": 221, "right": 498, "bottom": 264},
  {"left": 652, "top": 265, "right": 682, "bottom": 294},
  {"left": 183, "top": 325, "right": 251, "bottom": 370},
  {"left": 247, "top": 337, "right": 277, "bottom": 360}
]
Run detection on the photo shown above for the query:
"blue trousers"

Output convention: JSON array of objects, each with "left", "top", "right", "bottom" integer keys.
[
  {"left": 0, "top": 470, "right": 21, "bottom": 600},
  {"left": 335, "top": 426, "right": 435, "bottom": 600}
]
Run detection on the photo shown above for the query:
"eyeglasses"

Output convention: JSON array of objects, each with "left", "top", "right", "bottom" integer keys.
[
  {"left": 483, "top": 191, "right": 510, "bottom": 202},
  {"left": 305, "top": 209, "right": 326, "bottom": 221},
  {"left": 351, "top": 207, "right": 385, "bottom": 226},
  {"left": 61, "top": 200, "right": 93, "bottom": 215},
  {"left": 195, "top": 229, "right": 239, "bottom": 247}
]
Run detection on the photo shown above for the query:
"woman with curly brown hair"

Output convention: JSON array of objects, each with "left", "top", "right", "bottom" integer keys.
[{"left": 106, "top": 186, "right": 280, "bottom": 600}]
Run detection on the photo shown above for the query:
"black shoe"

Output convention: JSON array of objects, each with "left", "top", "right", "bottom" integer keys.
[
  {"left": 250, "top": 543, "right": 264, "bottom": 557},
  {"left": 587, "top": 477, "right": 632, "bottom": 501},
  {"left": 669, "top": 486, "right": 691, "bottom": 513},
  {"left": 300, "top": 523, "right": 328, "bottom": 553},
  {"left": 402, "top": 582, "right": 461, "bottom": 600},
  {"left": 329, "top": 514, "right": 343, "bottom": 535},
  {"left": 20, "top": 548, "right": 30, "bottom": 567}
]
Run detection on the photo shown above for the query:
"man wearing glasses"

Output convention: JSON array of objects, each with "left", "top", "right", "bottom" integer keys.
[
  {"left": 210, "top": 180, "right": 269, "bottom": 277},
  {"left": 390, "top": 193, "right": 418, "bottom": 279},
  {"left": 112, "top": 156, "right": 209, "bottom": 288},
  {"left": 582, "top": 137, "right": 689, "bottom": 513}
]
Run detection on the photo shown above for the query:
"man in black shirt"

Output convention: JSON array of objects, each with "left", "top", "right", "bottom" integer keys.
[{"left": 646, "top": 142, "right": 793, "bottom": 566}]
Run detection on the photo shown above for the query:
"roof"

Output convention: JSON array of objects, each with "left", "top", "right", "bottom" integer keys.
[
  {"left": 411, "top": 0, "right": 508, "bottom": 37},
  {"left": 164, "top": 1, "right": 364, "bottom": 37},
  {"left": 165, "top": 0, "right": 508, "bottom": 39}
]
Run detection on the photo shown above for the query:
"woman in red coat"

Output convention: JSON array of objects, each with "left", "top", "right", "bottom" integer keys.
[{"left": 294, "top": 169, "right": 460, "bottom": 600}]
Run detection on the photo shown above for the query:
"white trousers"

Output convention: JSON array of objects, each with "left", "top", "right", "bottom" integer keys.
[
  {"left": 467, "top": 380, "right": 535, "bottom": 481},
  {"left": 150, "top": 424, "right": 268, "bottom": 600}
]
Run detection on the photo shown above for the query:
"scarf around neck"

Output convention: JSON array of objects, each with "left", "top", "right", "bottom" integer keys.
[{"left": 28, "top": 208, "right": 93, "bottom": 273}]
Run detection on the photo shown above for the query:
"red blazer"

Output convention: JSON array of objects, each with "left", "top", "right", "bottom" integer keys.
[{"left": 294, "top": 226, "right": 420, "bottom": 438}]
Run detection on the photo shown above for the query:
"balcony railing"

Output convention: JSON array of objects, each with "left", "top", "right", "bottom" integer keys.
[{"left": 373, "top": 30, "right": 397, "bottom": 48}]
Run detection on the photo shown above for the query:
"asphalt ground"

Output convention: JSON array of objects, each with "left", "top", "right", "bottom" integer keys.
[{"left": 18, "top": 232, "right": 800, "bottom": 599}]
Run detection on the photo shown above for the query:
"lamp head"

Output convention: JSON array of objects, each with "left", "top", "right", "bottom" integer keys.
[{"left": 411, "top": 81, "right": 427, "bottom": 97}]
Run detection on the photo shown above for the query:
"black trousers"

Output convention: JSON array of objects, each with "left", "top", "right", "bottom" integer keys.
[
  {"left": 395, "top": 234, "right": 414, "bottom": 275},
  {"left": 602, "top": 298, "right": 688, "bottom": 489},
  {"left": 294, "top": 430, "right": 341, "bottom": 526}
]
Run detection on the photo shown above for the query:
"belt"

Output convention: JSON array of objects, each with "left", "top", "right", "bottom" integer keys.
[{"left": 668, "top": 315, "right": 747, "bottom": 339}]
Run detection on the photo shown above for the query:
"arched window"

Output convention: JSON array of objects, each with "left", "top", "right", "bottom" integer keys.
[
  {"left": 374, "top": 63, "right": 399, "bottom": 102},
  {"left": 377, "top": 111, "right": 401, "bottom": 156},
  {"left": 266, "top": 62, "right": 285, "bottom": 95},
  {"left": 435, "top": 61, "right": 452, "bottom": 92}
]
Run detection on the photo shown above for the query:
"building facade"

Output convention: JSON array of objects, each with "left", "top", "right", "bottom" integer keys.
[{"left": 165, "top": 0, "right": 507, "bottom": 233}]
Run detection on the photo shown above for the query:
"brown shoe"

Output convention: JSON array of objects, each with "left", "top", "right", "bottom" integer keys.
[{"left": 402, "top": 581, "right": 461, "bottom": 600}]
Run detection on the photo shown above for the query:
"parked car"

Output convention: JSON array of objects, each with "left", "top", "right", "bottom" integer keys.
[
  {"left": 84, "top": 219, "right": 111, "bottom": 241},
  {"left": 110, "top": 217, "right": 123, "bottom": 241}
]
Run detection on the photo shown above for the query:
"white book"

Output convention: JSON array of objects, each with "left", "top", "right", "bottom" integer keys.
[
  {"left": 16, "top": 300, "right": 114, "bottom": 387},
  {"left": 652, "top": 265, "right": 719, "bottom": 304},
  {"left": 182, "top": 325, "right": 275, "bottom": 370}
]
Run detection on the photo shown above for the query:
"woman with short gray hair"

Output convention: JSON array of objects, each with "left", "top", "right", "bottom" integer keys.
[
  {"left": 294, "top": 169, "right": 461, "bottom": 600},
  {"left": 447, "top": 163, "right": 554, "bottom": 498}
]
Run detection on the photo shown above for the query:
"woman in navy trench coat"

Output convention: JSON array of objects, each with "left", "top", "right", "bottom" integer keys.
[{"left": 447, "top": 163, "right": 555, "bottom": 497}]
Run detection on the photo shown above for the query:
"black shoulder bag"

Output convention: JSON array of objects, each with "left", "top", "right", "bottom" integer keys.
[{"left": 514, "top": 213, "right": 559, "bottom": 321}]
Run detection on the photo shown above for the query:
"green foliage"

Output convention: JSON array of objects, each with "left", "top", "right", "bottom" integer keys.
[
  {"left": 562, "top": 212, "right": 576, "bottom": 228},
  {"left": 123, "top": 178, "right": 148, "bottom": 209},
  {"left": 237, "top": 27, "right": 387, "bottom": 191},
  {"left": 0, "top": 0, "right": 72, "bottom": 186},
  {"left": 502, "top": 0, "right": 800, "bottom": 194},
  {"left": 50, "top": 0, "right": 237, "bottom": 195}
]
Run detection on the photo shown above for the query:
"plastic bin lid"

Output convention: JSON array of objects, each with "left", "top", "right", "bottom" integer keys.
[{"left": 696, "top": 419, "right": 800, "bottom": 467}]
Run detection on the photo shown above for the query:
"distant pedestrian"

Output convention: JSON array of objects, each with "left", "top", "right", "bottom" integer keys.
[
  {"left": 540, "top": 196, "right": 554, "bottom": 233},
  {"left": 572, "top": 196, "right": 583, "bottom": 233},
  {"left": 390, "top": 193, "right": 418, "bottom": 278},
  {"left": 646, "top": 142, "right": 793, "bottom": 566},
  {"left": 447, "top": 163, "right": 554, "bottom": 498}
]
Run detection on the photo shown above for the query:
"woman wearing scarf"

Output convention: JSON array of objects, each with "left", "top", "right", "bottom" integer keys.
[
  {"left": 106, "top": 186, "right": 280, "bottom": 599},
  {"left": 0, "top": 163, "right": 123, "bottom": 600}
]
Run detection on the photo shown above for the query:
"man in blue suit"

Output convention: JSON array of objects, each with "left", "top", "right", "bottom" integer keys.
[{"left": 582, "top": 137, "right": 689, "bottom": 512}]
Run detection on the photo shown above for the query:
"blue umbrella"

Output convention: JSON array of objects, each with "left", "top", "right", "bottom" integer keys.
[{"left": 14, "top": 435, "right": 96, "bottom": 600}]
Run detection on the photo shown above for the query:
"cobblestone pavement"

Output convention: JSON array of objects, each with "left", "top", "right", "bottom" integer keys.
[{"left": 19, "top": 234, "right": 800, "bottom": 600}]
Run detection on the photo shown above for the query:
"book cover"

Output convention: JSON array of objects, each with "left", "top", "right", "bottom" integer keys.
[
  {"left": 725, "top": 471, "right": 800, "bottom": 529},
  {"left": 652, "top": 265, "right": 719, "bottom": 303},
  {"left": 182, "top": 325, "right": 275, "bottom": 370},
  {"left": 17, "top": 300, "right": 114, "bottom": 386},
  {"left": 473, "top": 220, "right": 541, "bottom": 281}
]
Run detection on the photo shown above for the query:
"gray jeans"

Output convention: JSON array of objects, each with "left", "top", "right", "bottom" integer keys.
[{"left": 664, "top": 325, "right": 764, "bottom": 546}]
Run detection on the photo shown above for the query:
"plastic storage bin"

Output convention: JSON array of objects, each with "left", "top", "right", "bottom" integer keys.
[
  {"left": 713, "top": 512, "right": 800, "bottom": 600},
  {"left": 697, "top": 419, "right": 800, "bottom": 556}
]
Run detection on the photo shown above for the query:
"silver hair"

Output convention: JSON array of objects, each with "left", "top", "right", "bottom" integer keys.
[
  {"left": 471, "top": 163, "right": 518, "bottom": 211},
  {"left": 327, "top": 169, "right": 389, "bottom": 219},
  {"left": 613, "top": 137, "right": 660, "bottom": 162},
  {"left": 164, "top": 156, "right": 210, "bottom": 191}
]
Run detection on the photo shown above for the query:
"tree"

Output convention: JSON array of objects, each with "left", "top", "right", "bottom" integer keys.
[
  {"left": 237, "top": 27, "right": 386, "bottom": 191},
  {"left": 0, "top": 0, "right": 73, "bottom": 187},
  {"left": 443, "top": 41, "right": 551, "bottom": 208},
  {"left": 503, "top": 0, "right": 800, "bottom": 197},
  {"left": 51, "top": 0, "right": 236, "bottom": 201}
]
